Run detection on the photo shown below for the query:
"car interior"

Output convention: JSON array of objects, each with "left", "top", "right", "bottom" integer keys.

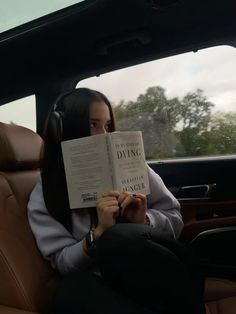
[{"left": 0, "top": 0, "right": 236, "bottom": 313}]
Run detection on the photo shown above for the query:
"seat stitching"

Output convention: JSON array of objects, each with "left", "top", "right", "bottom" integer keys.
[{"left": 0, "top": 247, "right": 33, "bottom": 310}]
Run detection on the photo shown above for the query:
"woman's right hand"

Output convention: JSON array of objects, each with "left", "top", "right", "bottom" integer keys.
[{"left": 94, "top": 192, "right": 120, "bottom": 240}]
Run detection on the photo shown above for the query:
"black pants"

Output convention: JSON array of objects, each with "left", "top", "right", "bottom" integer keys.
[{"left": 54, "top": 224, "right": 205, "bottom": 314}]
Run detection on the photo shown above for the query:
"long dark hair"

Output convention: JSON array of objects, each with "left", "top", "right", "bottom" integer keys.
[{"left": 41, "top": 88, "right": 115, "bottom": 232}]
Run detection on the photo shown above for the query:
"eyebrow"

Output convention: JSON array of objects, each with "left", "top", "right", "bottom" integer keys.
[{"left": 90, "top": 118, "right": 111, "bottom": 122}]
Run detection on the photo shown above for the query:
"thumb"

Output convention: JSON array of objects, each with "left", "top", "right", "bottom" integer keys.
[{"left": 132, "top": 197, "right": 142, "bottom": 208}]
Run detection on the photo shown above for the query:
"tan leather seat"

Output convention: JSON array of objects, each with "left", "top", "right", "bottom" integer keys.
[
  {"left": 1, "top": 122, "right": 236, "bottom": 314},
  {"left": 204, "top": 277, "right": 236, "bottom": 314},
  {"left": 0, "top": 122, "right": 58, "bottom": 314}
]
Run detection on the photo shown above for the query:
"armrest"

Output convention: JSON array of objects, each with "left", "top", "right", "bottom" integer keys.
[
  {"left": 0, "top": 305, "right": 39, "bottom": 314},
  {"left": 190, "top": 226, "right": 236, "bottom": 278}
]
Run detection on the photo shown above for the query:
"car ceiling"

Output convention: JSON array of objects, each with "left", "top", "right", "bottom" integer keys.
[{"left": 0, "top": 0, "right": 236, "bottom": 106}]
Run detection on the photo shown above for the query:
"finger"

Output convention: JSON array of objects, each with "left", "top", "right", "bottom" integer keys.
[
  {"left": 96, "top": 205, "right": 119, "bottom": 218},
  {"left": 115, "top": 203, "right": 123, "bottom": 219},
  {"left": 98, "top": 207, "right": 120, "bottom": 223},
  {"left": 104, "top": 205, "right": 120, "bottom": 216},
  {"left": 121, "top": 197, "right": 144, "bottom": 215},
  {"left": 113, "top": 205, "right": 121, "bottom": 218},
  {"left": 102, "top": 190, "right": 120, "bottom": 198},
  {"left": 120, "top": 194, "right": 134, "bottom": 211},
  {"left": 97, "top": 200, "right": 119, "bottom": 208},
  {"left": 97, "top": 196, "right": 118, "bottom": 204},
  {"left": 117, "top": 192, "right": 132, "bottom": 205},
  {"left": 132, "top": 193, "right": 146, "bottom": 201},
  {"left": 107, "top": 205, "right": 119, "bottom": 212},
  {"left": 131, "top": 194, "right": 147, "bottom": 208}
]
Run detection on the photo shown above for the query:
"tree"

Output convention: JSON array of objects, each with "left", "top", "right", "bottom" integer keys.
[
  {"left": 113, "top": 87, "right": 223, "bottom": 159},
  {"left": 204, "top": 112, "right": 236, "bottom": 155},
  {"left": 114, "top": 86, "right": 182, "bottom": 159},
  {"left": 175, "top": 89, "right": 214, "bottom": 157}
]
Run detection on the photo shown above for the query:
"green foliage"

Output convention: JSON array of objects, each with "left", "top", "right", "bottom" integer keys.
[
  {"left": 205, "top": 112, "right": 236, "bottom": 154},
  {"left": 114, "top": 86, "right": 181, "bottom": 159},
  {"left": 175, "top": 89, "right": 214, "bottom": 157},
  {"left": 113, "top": 86, "right": 236, "bottom": 159}
]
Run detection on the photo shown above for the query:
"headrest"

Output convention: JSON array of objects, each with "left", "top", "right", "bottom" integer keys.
[{"left": 0, "top": 122, "right": 43, "bottom": 171}]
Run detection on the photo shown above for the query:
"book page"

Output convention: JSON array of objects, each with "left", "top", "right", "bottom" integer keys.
[
  {"left": 109, "top": 131, "right": 150, "bottom": 195},
  {"left": 61, "top": 134, "right": 113, "bottom": 209}
]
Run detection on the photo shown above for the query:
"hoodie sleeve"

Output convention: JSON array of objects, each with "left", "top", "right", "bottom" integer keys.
[
  {"left": 27, "top": 177, "right": 92, "bottom": 275},
  {"left": 146, "top": 166, "right": 184, "bottom": 239}
]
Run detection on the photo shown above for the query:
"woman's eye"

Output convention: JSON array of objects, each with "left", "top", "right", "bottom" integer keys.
[
  {"left": 105, "top": 124, "right": 112, "bottom": 131},
  {"left": 90, "top": 122, "right": 96, "bottom": 128}
]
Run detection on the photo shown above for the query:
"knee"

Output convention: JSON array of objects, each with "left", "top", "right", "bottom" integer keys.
[
  {"left": 96, "top": 223, "right": 149, "bottom": 256},
  {"left": 55, "top": 271, "right": 88, "bottom": 298},
  {"left": 54, "top": 271, "right": 96, "bottom": 313},
  {"left": 96, "top": 225, "right": 148, "bottom": 281}
]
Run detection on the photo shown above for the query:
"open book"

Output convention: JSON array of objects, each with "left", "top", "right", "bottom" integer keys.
[{"left": 61, "top": 131, "right": 150, "bottom": 209}]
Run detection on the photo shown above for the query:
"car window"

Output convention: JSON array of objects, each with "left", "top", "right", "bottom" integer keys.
[
  {"left": 0, "top": 0, "right": 85, "bottom": 33},
  {"left": 78, "top": 45, "right": 236, "bottom": 161},
  {"left": 0, "top": 95, "right": 36, "bottom": 131}
]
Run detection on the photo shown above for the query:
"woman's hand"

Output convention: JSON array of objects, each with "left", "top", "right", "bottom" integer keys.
[
  {"left": 94, "top": 191, "right": 120, "bottom": 240},
  {"left": 118, "top": 192, "right": 147, "bottom": 224}
]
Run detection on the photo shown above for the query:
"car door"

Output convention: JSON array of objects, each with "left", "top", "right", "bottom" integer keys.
[{"left": 78, "top": 43, "right": 236, "bottom": 282}]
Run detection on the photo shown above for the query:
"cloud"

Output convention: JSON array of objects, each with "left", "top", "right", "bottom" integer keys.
[
  {"left": 1, "top": 45, "right": 236, "bottom": 131},
  {"left": 0, "top": 96, "right": 36, "bottom": 131},
  {"left": 79, "top": 45, "right": 236, "bottom": 112}
]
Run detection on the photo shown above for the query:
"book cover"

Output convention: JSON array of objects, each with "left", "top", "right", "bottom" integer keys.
[{"left": 61, "top": 131, "right": 150, "bottom": 209}]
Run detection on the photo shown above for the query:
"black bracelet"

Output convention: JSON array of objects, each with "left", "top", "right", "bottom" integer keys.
[{"left": 85, "top": 228, "right": 96, "bottom": 250}]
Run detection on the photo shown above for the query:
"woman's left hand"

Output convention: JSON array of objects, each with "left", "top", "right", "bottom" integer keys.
[{"left": 118, "top": 192, "right": 147, "bottom": 224}]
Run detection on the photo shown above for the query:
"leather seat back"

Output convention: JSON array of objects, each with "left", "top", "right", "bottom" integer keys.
[
  {"left": 0, "top": 122, "right": 58, "bottom": 313},
  {"left": 204, "top": 277, "right": 236, "bottom": 314}
]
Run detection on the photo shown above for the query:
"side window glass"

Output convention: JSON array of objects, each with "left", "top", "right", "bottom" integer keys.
[
  {"left": 0, "top": 95, "right": 36, "bottom": 131},
  {"left": 77, "top": 45, "right": 236, "bottom": 160}
]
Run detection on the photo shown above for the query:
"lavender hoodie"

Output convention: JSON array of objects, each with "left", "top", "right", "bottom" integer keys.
[{"left": 27, "top": 166, "right": 183, "bottom": 274}]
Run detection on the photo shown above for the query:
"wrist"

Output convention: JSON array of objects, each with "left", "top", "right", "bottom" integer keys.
[
  {"left": 83, "top": 238, "right": 92, "bottom": 257},
  {"left": 93, "top": 226, "right": 103, "bottom": 240}
]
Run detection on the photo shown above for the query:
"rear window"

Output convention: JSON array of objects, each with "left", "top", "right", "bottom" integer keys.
[{"left": 0, "top": 95, "right": 36, "bottom": 131}]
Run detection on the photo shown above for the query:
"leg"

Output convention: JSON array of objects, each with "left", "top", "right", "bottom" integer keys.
[
  {"left": 54, "top": 269, "right": 158, "bottom": 314},
  {"left": 96, "top": 224, "right": 205, "bottom": 314}
]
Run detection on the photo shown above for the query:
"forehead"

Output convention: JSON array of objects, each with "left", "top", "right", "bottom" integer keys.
[{"left": 89, "top": 101, "right": 110, "bottom": 119}]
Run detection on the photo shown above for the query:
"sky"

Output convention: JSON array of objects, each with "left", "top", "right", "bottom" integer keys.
[
  {"left": 0, "top": 0, "right": 83, "bottom": 33},
  {"left": 0, "top": 39, "right": 236, "bottom": 131},
  {"left": 79, "top": 45, "right": 236, "bottom": 113}
]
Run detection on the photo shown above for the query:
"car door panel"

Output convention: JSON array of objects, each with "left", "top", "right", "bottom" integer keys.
[{"left": 149, "top": 157, "right": 236, "bottom": 243}]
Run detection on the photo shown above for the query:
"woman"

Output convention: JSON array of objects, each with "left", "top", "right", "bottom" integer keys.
[{"left": 27, "top": 88, "right": 205, "bottom": 314}]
